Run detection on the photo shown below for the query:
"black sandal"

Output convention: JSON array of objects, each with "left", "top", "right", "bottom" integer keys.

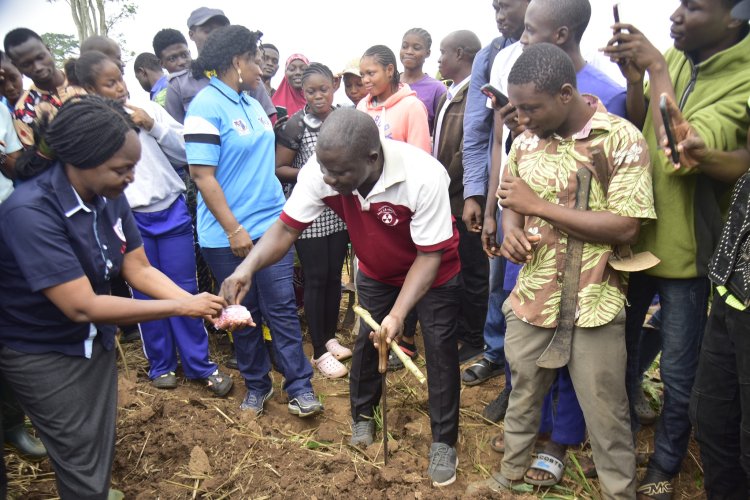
[
  {"left": 637, "top": 467, "right": 673, "bottom": 500},
  {"left": 462, "top": 358, "right": 503, "bottom": 386}
]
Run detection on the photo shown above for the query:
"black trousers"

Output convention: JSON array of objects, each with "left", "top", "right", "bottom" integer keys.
[
  {"left": 295, "top": 231, "right": 349, "bottom": 358},
  {"left": 690, "top": 293, "right": 750, "bottom": 500},
  {"left": 0, "top": 372, "right": 26, "bottom": 499},
  {"left": 350, "top": 271, "right": 461, "bottom": 444},
  {"left": 455, "top": 218, "right": 489, "bottom": 348},
  {"left": 0, "top": 340, "right": 117, "bottom": 500}
]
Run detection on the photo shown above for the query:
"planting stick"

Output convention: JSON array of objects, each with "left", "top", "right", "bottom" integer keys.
[{"left": 352, "top": 305, "right": 426, "bottom": 384}]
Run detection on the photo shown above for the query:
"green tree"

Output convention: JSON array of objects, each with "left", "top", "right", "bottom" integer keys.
[{"left": 41, "top": 32, "right": 79, "bottom": 67}]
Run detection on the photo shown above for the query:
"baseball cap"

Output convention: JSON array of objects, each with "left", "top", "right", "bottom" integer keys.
[
  {"left": 338, "top": 58, "right": 361, "bottom": 78},
  {"left": 732, "top": 0, "right": 750, "bottom": 20},
  {"left": 187, "top": 7, "right": 230, "bottom": 29}
]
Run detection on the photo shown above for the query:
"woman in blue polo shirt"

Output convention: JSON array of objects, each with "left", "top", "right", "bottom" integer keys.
[
  {"left": 0, "top": 95, "right": 227, "bottom": 500},
  {"left": 184, "top": 25, "right": 322, "bottom": 418}
]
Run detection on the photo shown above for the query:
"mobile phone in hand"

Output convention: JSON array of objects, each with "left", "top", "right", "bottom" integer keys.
[
  {"left": 613, "top": 2, "right": 621, "bottom": 33},
  {"left": 480, "top": 83, "right": 510, "bottom": 108},
  {"left": 275, "top": 106, "right": 288, "bottom": 120},
  {"left": 659, "top": 94, "right": 680, "bottom": 164}
]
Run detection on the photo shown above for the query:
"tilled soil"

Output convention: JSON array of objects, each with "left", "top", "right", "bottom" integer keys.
[{"left": 5, "top": 313, "right": 705, "bottom": 499}]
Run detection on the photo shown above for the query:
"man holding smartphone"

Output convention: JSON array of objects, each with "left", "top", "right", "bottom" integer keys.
[{"left": 603, "top": 1, "right": 750, "bottom": 497}]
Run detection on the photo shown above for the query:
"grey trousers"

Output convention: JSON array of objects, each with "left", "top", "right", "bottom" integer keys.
[
  {"left": 500, "top": 300, "right": 636, "bottom": 499},
  {"left": 0, "top": 340, "right": 117, "bottom": 500}
]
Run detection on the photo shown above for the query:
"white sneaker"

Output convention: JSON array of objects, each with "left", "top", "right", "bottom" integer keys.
[
  {"left": 312, "top": 352, "right": 348, "bottom": 378},
  {"left": 325, "top": 338, "right": 352, "bottom": 361}
]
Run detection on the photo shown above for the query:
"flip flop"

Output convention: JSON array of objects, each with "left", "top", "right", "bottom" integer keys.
[
  {"left": 524, "top": 452, "right": 565, "bottom": 487},
  {"left": 462, "top": 358, "right": 503, "bottom": 386}
]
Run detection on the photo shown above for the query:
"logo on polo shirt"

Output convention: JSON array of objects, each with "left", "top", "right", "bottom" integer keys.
[
  {"left": 232, "top": 119, "right": 250, "bottom": 135},
  {"left": 113, "top": 218, "right": 126, "bottom": 242},
  {"left": 376, "top": 205, "right": 399, "bottom": 227}
]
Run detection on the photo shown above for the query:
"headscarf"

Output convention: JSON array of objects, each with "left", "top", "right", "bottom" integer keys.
[{"left": 271, "top": 53, "right": 309, "bottom": 116}]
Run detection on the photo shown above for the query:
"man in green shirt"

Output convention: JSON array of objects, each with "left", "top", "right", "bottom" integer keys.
[{"left": 603, "top": 1, "right": 750, "bottom": 497}]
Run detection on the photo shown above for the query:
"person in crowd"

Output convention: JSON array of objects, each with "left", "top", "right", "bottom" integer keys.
[
  {"left": 3, "top": 28, "right": 85, "bottom": 147},
  {"left": 261, "top": 43, "right": 280, "bottom": 97},
  {"left": 656, "top": 84, "right": 750, "bottom": 500},
  {"left": 272, "top": 54, "right": 310, "bottom": 117},
  {"left": 149, "top": 28, "right": 192, "bottom": 107},
  {"left": 469, "top": 43, "right": 653, "bottom": 498},
  {"left": 602, "top": 1, "right": 750, "bottom": 496},
  {"left": 133, "top": 53, "right": 167, "bottom": 105},
  {"left": 433, "top": 30, "right": 488, "bottom": 380},
  {"left": 275, "top": 63, "right": 351, "bottom": 378},
  {"left": 80, "top": 35, "right": 124, "bottom": 74},
  {"left": 0, "top": 51, "right": 23, "bottom": 111},
  {"left": 184, "top": 25, "right": 322, "bottom": 417},
  {"left": 0, "top": 49, "right": 45, "bottom": 498},
  {"left": 357, "top": 43, "right": 431, "bottom": 370},
  {"left": 75, "top": 50, "right": 233, "bottom": 395},
  {"left": 460, "top": 0, "right": 529, "bottom": 424},
  {"left": 220, "top": 108, "right": 462, "bottom": 486},
  {"left": 153, "top": 28, "right": 192, "bottom": 76},
  {"left": 484, "top": 0, "right": 626, "bottom": 485},
  {"left": 0, "top": 94, "right": 226, "bottom": 500},
  {"left": 165, "top": 7, "right": 276, "bottom": 125},
  {"left": 339, "top": 59, "right": 367, "bottom": 106},
  {"left": 399, "top": 28, "right": 447, "bottom": 130}
]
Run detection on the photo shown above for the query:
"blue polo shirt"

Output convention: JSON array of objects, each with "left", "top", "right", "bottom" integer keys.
[
  {"left": 0, "top": 164, "right": 143, "bottom": 357},
  {"left": 184, "top": 77, "right": 285, "bottom": 247}
]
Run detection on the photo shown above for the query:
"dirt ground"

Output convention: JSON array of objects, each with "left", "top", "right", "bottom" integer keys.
[{"left": 5, "top": 298, "right": 706, "bottom": 499}]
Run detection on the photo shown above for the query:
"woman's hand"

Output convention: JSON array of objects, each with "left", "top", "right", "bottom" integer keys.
[
  {"left": 229, "top": 227, "right": 254, "bottom": 258},
  {"left": 176, "top": 292, "right": 227, "bottom": 321},
  {"left": 125, "top": 103, "right": 154, "bottom": 131}
]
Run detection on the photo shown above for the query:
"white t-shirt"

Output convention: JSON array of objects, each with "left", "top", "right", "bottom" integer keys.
[
  {"left": 0, "top": 105, "right": 23, "bottom": 203},
  {"left": 486, "top": 41, "right": 524, "bottom": 168}
]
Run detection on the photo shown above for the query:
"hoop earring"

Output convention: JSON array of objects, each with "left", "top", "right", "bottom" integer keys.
[{"left": 237, "top": 67, "right": 243, "bottom": 84}]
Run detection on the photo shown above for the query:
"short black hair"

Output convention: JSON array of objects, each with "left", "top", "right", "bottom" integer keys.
[
  {"left": 261, "top": 43, "right": 279, "bottom": 54},
  {"left": 3, "top": 28, "right": 43, "bottom": 54},
  {"left": 134, "top": 52, "right": 162, "bottom": 73},
  {"left": 508, "top": 43, "right": 577, "bottom": 94},
  {"left": 191, "top": 25, "right": 261, "bottom": 80},
  {"left": 538, "top": 0, "right": 592, "bottom": 43},
  {"left": 152, "top": 28, "right": 188, "bottom": 59}
]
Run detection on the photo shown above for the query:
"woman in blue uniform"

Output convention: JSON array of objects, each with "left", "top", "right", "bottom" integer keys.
[{"left": 0, "top": 95, "right": 226, "bottom": 500}]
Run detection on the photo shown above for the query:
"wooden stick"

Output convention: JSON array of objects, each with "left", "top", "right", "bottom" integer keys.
[
  {"left": 352, "top": 305, "right": 426, "bottom": 384},
  {"left": 114, "top": 334, "right": 131, "bottom": 381}
]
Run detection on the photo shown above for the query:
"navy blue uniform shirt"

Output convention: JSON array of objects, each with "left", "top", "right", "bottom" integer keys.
[{"left": 0, "top": 163, "right": 143, "bottom": 357}]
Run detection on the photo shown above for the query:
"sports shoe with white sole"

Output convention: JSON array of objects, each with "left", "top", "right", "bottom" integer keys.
[
  {"left": 240, "top": 388, "right": 274, "bottom": 416},
  {"left": 288, "top": 392, "right": 324, "bottom": 417},
  {"left": 428, "top": 443, "right": 458, "bottom": 486}
]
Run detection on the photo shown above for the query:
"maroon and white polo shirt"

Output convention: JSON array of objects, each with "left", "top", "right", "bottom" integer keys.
[{"left": 280, "top": 139, "right": 460, "bottom": 287}]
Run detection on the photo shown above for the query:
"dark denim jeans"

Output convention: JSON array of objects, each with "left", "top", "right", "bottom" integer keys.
[
  {"left": 483, "top": 211, "right": 508, "bottom": 365},
  {"left": 690, "top": 293, "right": 750, "bottom": 500},
  {"left": 625, "top": 272, "right": 710, "bottom": 476},
  {"left": 202, "top": 247, "right": 313, "bottom": 399}
]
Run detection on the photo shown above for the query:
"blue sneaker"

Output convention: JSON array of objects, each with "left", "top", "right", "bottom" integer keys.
[
  {"left": 240, "top": 388, "right": 274, "bottom": 415},
  {"left": 287, "top": 392, "right": 323, "bottom": 418}
]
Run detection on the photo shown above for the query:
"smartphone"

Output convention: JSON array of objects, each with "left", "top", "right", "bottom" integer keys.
[
  {"left": 659, "top": 95, "right": 680, "bottom": 164},
  {"left": 275, "top": 105, "right": 288, "bottom": 120},
  {"left": 613, "top": 3, "right": 621, "bottom": 33},
  {"left": 480, "top": 83, "right": 510, "bottom": 108}
]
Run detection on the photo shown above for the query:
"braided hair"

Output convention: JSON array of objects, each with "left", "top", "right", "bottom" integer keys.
[
  {"left": 15, "top": 95, "right": 137, "bottom": 179},
  {"left": 191, "top": 25, "right": 262, "bottom": 80},
  {"left": 362, "top": 45, "right": 400, "bottom": 87},
  {"left": 403, "top": 27, "right": 433, "bottom": 50},
  {"left": 302, "top": 62, "right": 334, "bottom": 84}
]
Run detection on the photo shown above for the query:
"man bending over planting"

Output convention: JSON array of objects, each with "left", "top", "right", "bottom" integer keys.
[{"left": 220, "top": 108, "right": 462, "bottom": 487}]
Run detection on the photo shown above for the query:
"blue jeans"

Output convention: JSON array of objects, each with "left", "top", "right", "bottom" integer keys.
[
  {"left": 483, "top": 211, "right": 508, "bottom": 365},
  {"left": 201, "top": 247, "right": 313, "bottom": 399},
  {"left": 625, "top": 273, "right": 710, "bottom": 476}
]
